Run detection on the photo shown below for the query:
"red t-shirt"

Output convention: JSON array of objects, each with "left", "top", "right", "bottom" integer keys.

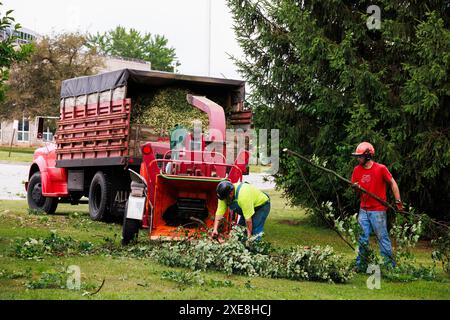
[{"left": 351, "top": 162, "right": 393, "bottom": 211}]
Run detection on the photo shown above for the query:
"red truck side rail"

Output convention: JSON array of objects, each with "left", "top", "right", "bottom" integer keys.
[{"left": 56, "top": 98, "right": 133, "bottom": 164}]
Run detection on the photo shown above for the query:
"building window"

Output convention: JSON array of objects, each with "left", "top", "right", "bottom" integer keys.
[
  {"left": 17, "top": 118, "right": 30, "bottom": 142},
  {"left": 43, "top": 126, "right": 54, "bottom": 142}
]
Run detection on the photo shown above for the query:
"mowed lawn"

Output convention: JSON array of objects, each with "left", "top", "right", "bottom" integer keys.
[
  {"left": 0, "top": 147, "right": 34, "bottom": 164},
  {"left": 0, "top": 190, "right": 448, "bottom": 300}
]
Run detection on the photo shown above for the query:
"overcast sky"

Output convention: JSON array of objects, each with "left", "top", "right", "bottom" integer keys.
[{"left": 3, "top": 0, "right": 244, "bottom": 80}]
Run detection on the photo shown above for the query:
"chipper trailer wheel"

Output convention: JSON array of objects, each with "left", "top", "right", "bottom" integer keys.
[
  {"left": 121, "top": 177, "right": 147, "bottom": 246},
  {"left": 122, "top": 201, "right": 141, "bottom": 245},
  {"left": 27, "top": 172, "right": 59, "bottom": 214}
]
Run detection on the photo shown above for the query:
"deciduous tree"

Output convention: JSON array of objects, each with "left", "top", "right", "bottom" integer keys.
[
  {"left": 0, "top": 3, "right": 31, "bottom": 103},
  {"left": 88, "top": 26, "right": 179, "bottom": 72},
  {"left": 1, "top": 33, "right": 104, "bottom": 118}
]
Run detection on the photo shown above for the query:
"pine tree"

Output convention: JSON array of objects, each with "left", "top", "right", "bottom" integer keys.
[{"left": 228, "top": 0, "right": 449, "bottom": 220}]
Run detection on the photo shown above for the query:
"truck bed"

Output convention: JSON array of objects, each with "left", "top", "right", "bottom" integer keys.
[{"left": 55, "top": 69, "right": 250, "bottom": 168}]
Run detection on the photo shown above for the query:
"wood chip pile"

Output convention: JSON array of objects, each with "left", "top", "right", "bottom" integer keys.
[{"left": 131, "top": 88, "right": 209, "bottom": 136}]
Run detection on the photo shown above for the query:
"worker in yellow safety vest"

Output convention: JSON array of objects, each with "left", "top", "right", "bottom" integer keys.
[{"left": 212, "top": 181, "right": 271, "bottom": 241}]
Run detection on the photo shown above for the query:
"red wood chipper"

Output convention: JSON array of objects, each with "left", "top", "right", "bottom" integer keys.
[{"left": 123, "top": 94, "right": 250, "bottom": 244}]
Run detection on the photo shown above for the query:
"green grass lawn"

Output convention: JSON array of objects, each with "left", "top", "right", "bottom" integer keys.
[
  {"left": 249, "top": 165, "right": 272, "bottom": 174},
  {"left": 0, "top": 146, "right": 34, "bottom": 163},
  {"left": 0, "top": 191, "right": 448, "bottom": 300},
  {"left": 0, "top": 146, "right": 36, "bottom": 154}
]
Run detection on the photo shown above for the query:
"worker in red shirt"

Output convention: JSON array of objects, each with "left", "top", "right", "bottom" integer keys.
[{"left": 351, "top": 142, "right": 403, "bottom": 270}]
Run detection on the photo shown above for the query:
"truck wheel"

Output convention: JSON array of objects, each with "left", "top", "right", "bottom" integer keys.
[
  {"left": 27, "top": 172, "right": 59, "bottom": 214},
  {"left": 88, "top": 171, "right": 111, "bottom": 221},
  {"left": 122, "top": 201, "right": 140, "bottom": 245}
]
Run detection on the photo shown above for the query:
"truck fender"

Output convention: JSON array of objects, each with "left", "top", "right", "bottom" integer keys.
[
  {"left": 27, "top": 156, "right": 68, "bottom": 196},
  {"left": 27, "top": 156, "right": 50, "bottom": 193}
]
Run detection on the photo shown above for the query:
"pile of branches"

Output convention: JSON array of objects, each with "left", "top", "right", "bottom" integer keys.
[
  {"left": 10, "top": 228, "right": 354, "bottom": 283},
  {"left": 150, "top": 225, "right": 354, "bottom": 283}
]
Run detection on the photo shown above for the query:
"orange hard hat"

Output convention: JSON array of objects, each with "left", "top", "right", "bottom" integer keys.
[{"left": 352, "top": 142, "right": 375, "bottom": 156}]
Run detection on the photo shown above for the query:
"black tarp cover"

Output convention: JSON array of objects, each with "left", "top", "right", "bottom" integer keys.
[{"left": 60, "top": 69, "right": 245, "bottom": 101}]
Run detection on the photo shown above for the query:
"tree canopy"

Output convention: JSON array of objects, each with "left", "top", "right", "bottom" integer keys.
[
  {"left": 1, "top": 33, "right": 103, "bottom": 119},
  {"left": 228, "top": 0, "right": 450, "bottom": 220},
  {"left": 0, "top": 3, "right": 31, "bottom": 103},
  {"left": 88, "top": 26, "right": 179, "bottom": 72}
]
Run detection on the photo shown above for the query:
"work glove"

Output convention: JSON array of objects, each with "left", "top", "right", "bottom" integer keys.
[
  {"left": 395, "top": 200, "right": 404, "bottom": 212},
  {"left": 351, "top": 182, "right": 362, "bottom": 194}
]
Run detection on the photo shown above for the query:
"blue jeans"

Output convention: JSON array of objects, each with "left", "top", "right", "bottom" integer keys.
[
  {"left": 356, "top": 209, "right": 395, "bottom": 268},
  {"left": 238, "top": 202, "right": 271, "bottom": 241}
]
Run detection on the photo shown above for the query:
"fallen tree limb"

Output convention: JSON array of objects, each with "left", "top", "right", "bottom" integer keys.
[{"left": 283, "top": 148, "right": 449, "bottom": 230}]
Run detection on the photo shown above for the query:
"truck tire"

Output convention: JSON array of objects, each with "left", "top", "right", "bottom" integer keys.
[
  {"left": 27, "top": 172, "right": 59, "bottom": 214},
  {"left": 122, "top": 201, "right": 140, "bottom": 245},
  {"left": 88, "top": 171, "right": 111, "bottom": 221}
]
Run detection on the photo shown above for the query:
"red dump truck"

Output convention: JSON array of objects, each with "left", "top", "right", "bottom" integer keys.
[{"left": 25, "top": 69, "right": 252, "bottom": 243}]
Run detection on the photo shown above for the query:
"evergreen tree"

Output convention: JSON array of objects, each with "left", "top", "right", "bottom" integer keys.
[{"left": 228, "top": 0, "right": 449, "bottom": 220}]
